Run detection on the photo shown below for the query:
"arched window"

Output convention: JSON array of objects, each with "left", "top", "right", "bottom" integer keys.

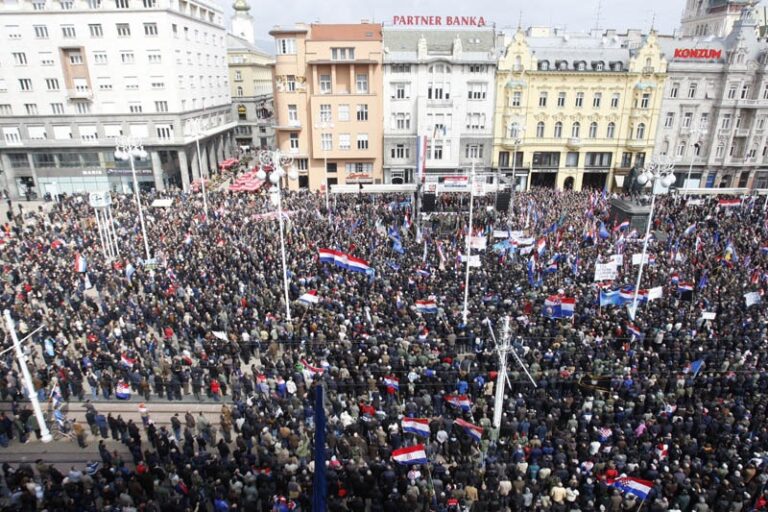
[
  {"left": 606, "top": 122, "right": 616, "bottom": 139},
  {"left": 508, "top": 122, "right": 520, "bottom": 139},
  {"left": 636, "top": 122, "right": 646, "bottom": 140},
  {"left": 536, "top": 121, "right": 545, "bottom": 138},
  {"left": 589, "top": 122, "right": 598, "bottom": 138},
  {"left": 554, "top": 122, "right": 563, "bottom": 138},
  {"left": 571, "top": 122, "right": 581, "bottom": 138},
  {"left": 236, "top": 86, "right": 243, "bottom": 97}
]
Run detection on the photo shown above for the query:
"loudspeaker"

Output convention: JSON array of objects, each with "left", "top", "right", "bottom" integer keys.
[
  {"left": 422, "top": 194, "right": 437, "bottom": 212},
  {"left": 496, "top": 192, "right": 511, "bottom": 212}
]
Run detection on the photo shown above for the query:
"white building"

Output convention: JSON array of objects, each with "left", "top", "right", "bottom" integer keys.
[
  {"left": 656, "top": 8, "right": 768, "bottom": 189},
  {"left": 680, "top": 0, "right": 757, "bottom": 37},
  {"left": 382, "top": 28, "right": 498, "bottom": 184},
  {"left": 0, "top": 0, "right": 237, "bottom": 197}
]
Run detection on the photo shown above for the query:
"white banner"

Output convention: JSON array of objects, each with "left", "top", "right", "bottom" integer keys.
[
  {"left": 493, "top": 230, "right": 525, "bottom": 239},
  {"left": 701, "top": 312, "right": 716, "bottom": 320},
  {"left": 745, "top": 291, "right": 762, "bottom": 307},
  {"left": 461, "top": 254, "right": 482, "bottom": 267},
  {"left": 610, "top": 254, "right": 623, "bottom": 268},
  {"left": 468, "top": 236, "right": 487, "bottom": 250},
  {"left": 594, "top": 262, "right": 618, "bottom": 282},
  {"left": 520, "top": 246, "right": 534, "bottom": 255},
  {"left": 632, "top": 253, "right": 653, "bottom": 265},
  {"left": 647, "top": 286, "right": 664, "bottom": 301}
]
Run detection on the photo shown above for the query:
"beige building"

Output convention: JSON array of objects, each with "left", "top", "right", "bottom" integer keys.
[
  {"left": 228, "top": 33, "right": 275, "bottom": 150},
  {"left": 270, "top": 23, "right": 383, "bottom": 190}
]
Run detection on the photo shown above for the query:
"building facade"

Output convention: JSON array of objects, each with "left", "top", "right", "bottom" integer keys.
[
  {"left": 381, "top": 28, "right": 498, "bottom": 184},
  {"left": 680, "top": 0, "right": 756, "bottom": 37},
  {"left": 0, "top": 0, "right": 237, "bottom": 197},
  {"left": 656, "top": 9, "right": 768, "bottom": 189},
  {"left": 493, "top": 28, "right": 667, "bottom": 192},
  {"left": 269, "top": 23, "right": 383, "bottom": 190},
  {"left": 228, "top": 35, "right": 275, "bottom": 151}
]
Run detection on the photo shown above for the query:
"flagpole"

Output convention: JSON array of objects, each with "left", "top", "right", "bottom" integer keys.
[{"left": 462, "top": 161, "right": 476, "bottom": 325}]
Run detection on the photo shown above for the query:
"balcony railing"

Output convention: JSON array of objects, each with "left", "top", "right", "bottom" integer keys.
[{"left": 67, "top": 88, "right": 93, "bottom": 100}]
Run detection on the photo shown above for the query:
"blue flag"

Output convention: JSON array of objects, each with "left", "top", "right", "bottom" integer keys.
[
  {"left": 599, "top": 289, "right": 621, "bottom": 307},
  {"left": 598, "top": 222, "right": 610, "bottom": 240},
  {"left": 312, "top": 386, "right": 327, "bottom": 511}
]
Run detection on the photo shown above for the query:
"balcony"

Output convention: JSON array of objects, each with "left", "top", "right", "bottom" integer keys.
[
  {"left": 275, "top": 120, "right": 302, "bottom": 131},
  {"left": 734, "top": 128, "right": 750, "bottom": 138},
  {"left": 566, "top": 137, "right": 582, "bottom": 149},
  {"left": 427, "top": 99, "right": 453, "bottom": 108},
  {"left": 625, "top": 139, "right": 647, "bottom": 150},
  {"left": 67, "top": 88, "right": 93, "bottom": 100}
]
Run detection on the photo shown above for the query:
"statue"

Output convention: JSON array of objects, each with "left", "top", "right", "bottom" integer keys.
[{"left": 624, "top": 165, "right": 643, "bottom": 200}]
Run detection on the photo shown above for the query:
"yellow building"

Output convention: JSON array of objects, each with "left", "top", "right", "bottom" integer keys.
[
  {"left": 270, "top": 23, "right": 383, "bottom": 190},
  {"left": 493, "top": 28, "right": 667, "bottom": 191}
]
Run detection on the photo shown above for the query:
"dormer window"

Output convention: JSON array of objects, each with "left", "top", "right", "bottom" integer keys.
[
  {"left": 539, "top": 60, "right": 550, "bottom": 71},
  {"left": 593, "top": 61, "right": 604, "bottom": 71},
  {"left": 576, "top": 61, "right": 586, "bottom": 71},
  {"left": 556, "top": 60, "right": 568, "bottom": 70}
]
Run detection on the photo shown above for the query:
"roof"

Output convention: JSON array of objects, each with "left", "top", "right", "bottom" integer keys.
[
  {"left": 226, "top": 33, "right": 273, "bottom": 58},
  {"left": 383, "top": 28, "right": 497, "bottom": 63},
  {"left": 309, "top": 23, "right": 382, "bottom": 41},
  {"left": 525, "top": 33, "right": 630, "bottom": 65}
]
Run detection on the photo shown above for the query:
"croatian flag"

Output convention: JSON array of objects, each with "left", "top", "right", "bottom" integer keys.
[
  {"left": 75, "top": 253, "right": 87, "bottom": 273},
  {"left": 299, "top": 290, "right": 320, "bottom": 305},
  {"left": 626, "top": 324, "right": 643, "bottom": 339},
  {"left": 610, "top": 477, "right": 654, "bottom": 500},
  {"left": 614, "top": 220, "right": 630, "bottom": 232},
  {"left": 318, "top": 248, "right": 337, "bottom": 264},
  {"left": 383, "top": 376, "right": 399, "bottom": 391},
  {"left": 392, "top": 444, "right": 428, "bottom": 465},
  {"left": 719, "top": 198, "right": 741, "bottom": 208},
  {"left": 345, "top": 255, "right": 371, "bottom": 273},
  {"left": 536, "top": 238, "right": 547, "bottom": 256},
  {"left": 598, "top": 427, "right": 613, "bottom": 441},
  {"left": 115, "top": 381, "right": 131, "bottom": 400},
  {"left": 560, "top": 297, "right": 575, "bottom": 318},
  {"left": 301, "top": 359, "right": 324, "bottom": 378},
  {"left": 677, "top": 283, "right": 694, "bottom": 293},
  {"left": 670, "top": 273, "right": 680, "bottom": 285},
  {"left": 120, "top": 354, "right": 136, "bottom": 368},
  {"left": 454, "top": 418, "right": 483, "bottom": 442},
  {"left": 444, "top": 394, "right": 471, "bottom": 411},
  {"left": 415, "top": 300, "right": 438, "bottom": 314},
  {"left": 402, "top": 418, "right": 431, "bottom": 437},
  {"left": 683, "top": 223, "right": 696, "bottom": 237}
]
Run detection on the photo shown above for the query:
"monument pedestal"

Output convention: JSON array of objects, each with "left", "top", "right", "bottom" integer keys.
[{"left": 610, "top": 198, "right": 651, "bottom": 233}]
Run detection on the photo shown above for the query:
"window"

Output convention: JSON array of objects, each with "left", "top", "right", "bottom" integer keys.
[
  {"left": 27, "top": 126, "right": 47, "bottom": 140},
  {"left": 539, "top": 92, "right": 548, "bottom": 107},
  {"left": 728, "top": 84, "right": 737, "bottom": 99},
  {"left": 465, "top": 144, "right": 483, "bottom": 159},
  {"left": 357, "top": 134, "right": 368, "bottom": 150},
  {"left": 89, "top": 24, "right": 103, "bottom": 37},
  {"left": 331, "top": 48, "right": 355, "bottom": 61},
  {"left": 288, "top": 104, "right": 298, "bottom": 123},
  {"left": 394, "top": 113, "right": 410, "bottom": 130},
  {"left": 721, "top": 114, "right": 732, "bottom": 129},
  {"left": 75, "top": 102, "right": 91, "bottom": 114},
  {"left": 557, "top": 92, "right": 566, "bottom": 107},
  {"left": 286, "top": 75, "right": 296, "bottom": 92},
  {"left": 128, "top": 102, "right": 142, "bottom": 113},
  {"left": 536, "top": 121, "right": 545, "bottom": 138},
  {"left": 585, "top": 152, "right": 612, "bottom": 168},
  {"left": 97, "top": 77, "right": 112, "bottom": 90},
  {"left": 150, "top": 78, "right": 164, "bottom": 89},
  {"left": 715, "top": 143, "right": 725, "bottom": 158},
  {"left": 699, "top": 113, "right": 709, "bottom": 130},
  {"left": 575, "top": 92, "right": 584, "bottom": 107},
  {"left": 155, "top": 101, "right": 168, "bottom": 112},
  {"left": 121, "top": 52, "right": 135, "bottom": 64},
  {"left": 764, "top": 84, "right": 768, "bottom": 100},
  {"left": 392, "top": 82, "right": 409, "bottom": 99},
  {"left": 392, "top": 144, "right": 409, "bottom": 159},
  {"left": 532, "top": 152, "right": 560, "bottom": 168},
  {"left": 431, "top": 144, "right": 443, "bottom": 160},
  {"left": 51, "top": 103, "right": 64, "bottom": 114},
  {"left": 19, "top": 79, "right": 32, "bottom": 91},
  {"left": 231, "top": 70, "right": 240, "bottom": 82},
  {"left": 338, "top": 134, "right": 350, "bottom": 150},
  {"left": 276, "top": 38, "right": 296, "bottom": 55},
  {"left": 593, "top": 93, "right": 602, "bottom": 108},
  {"left": 512, "top": 91, "right": 522, "bottom": 107},
  {"left": 6, "top": 154, "right": 28, "bottom": 168},
  {"left": 686, "top": 82, "right": 698, "bottom": 99},
  {"left": 467, "top": 83, "right": 487, "bottom": 100},
  {"left": 11, "top": 52, "right": 27, "bottom": 66},
  {"left": 356, "top": 74, "right": 368, "bottom": 94},
  {"left": 428, "top": 82, "right": 450, "bottom": 100},
  {"left": 391, "top": 64, "right": 411, "bottom": 73},
  {"left": 156, "top": 124, "right": 173, "bottom": 140},
  {"left": 635, "top": 123, "right": 646, "bottom": 140},
  {"left": 664, "top": 112, "right": 674, "bottom": 128},
  {"left": 682, "top": 112, "right": 693, "bottom": 128},
  {"left": 79, "top": 125, "right": 97, "bottom": 141},
  {"left": 147, "top": 51, "right": 161, "bottom": 64},
  {"left": 287, "top": 132, "right": 299, "bottom": 150},
  {"left": 670, "top": 82, "right": 679, "bottom": 98},
  {"left": 469, "top": 64, "right": 485, "bottom": 73},
  {"left": 295, "top": 159, "right": 308, "bottom": 170},
  {"left": 571, "top": 122, "right": 580, "bottom": 138},
  {"left": 319, "top": 74, "right": 331, "bottom": 94},
  {"left": 144, "top": 23, "right": 157, "bottom": 36},
  {"left": 356, "top": 104, "right": 368, "bottom": 121},
  {"left": 143, "top": 0, "right": 156, "bottom": 6},
  {"left": 69, "top": 53, "right": 83, "bottom": 65},
  {"left": 466, "top": 113, "right": 485, "bottom": 130},
  {"left": 321, "top": 133, "right": 332, "bottom": 151},
  {"left": 116, "top": 23, "right": 131, "bottom": 36},
  {"left": 640, "top": 93, "right": 651, "bottom": 109},
  {"left": 566, "top": 152, "right": 579, "bottom": 167},
  {"left": 88, "top": 0, "right": 101, "bottom": 7},
  {"left": 34, "top": 25, "right": 48, "bottom": 38},
  {"left": 62, "top": 25, "right": 76, "bottom": 38},
  {"left": 115, "top": 0, "right": 128, "bottom": 7},
  {"left": 0, "top": 105, "right": 11, "bottom": 116},
  {"left": 554, "top": 122, "right": 563, "bottom": 138},
  {"left": 589, "top": 122, "right": 598, "bottom": 138},
  {"left": 93, "top": 52, "right": 107, "bottom": 65},
  {"left": 611, "top": 93, "right": 620, "bottom": 108},
  {"left": 3, "top": 128, "right": 21, "bottom": 144},
  {"left": 45, "top": 78, "right": 59, "bottom": 90},
  {"left": 676, "top": 142, "right": 686, "bottom": 157},
  {"left": 606, "top": 122, "right": 616, "bottom": 139},
  {"left": 318, "top": 104, "right": 332, "bottom": 123},
  {"left": 236, "top": 86, "right": 243, "bottom": 97},
  {"left": 620, "top": 152, "right": 632, "bottom": 167},
  {"left": 338, "top": 105, "right": 349, "bottom": 122},
  {"left": 24, "top": 104, "right": 38, "bottom": 115},
  {"left": 32, "top": 1, "right": 46, "bottom": 9}
]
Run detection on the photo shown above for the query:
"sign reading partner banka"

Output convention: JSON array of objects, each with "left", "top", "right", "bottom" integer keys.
[
  {"left": 673, "top": 48, "right": 722, "bottom": 60},
  {"left": 392, "top": 15, "right": 488, "bottom": 27}
]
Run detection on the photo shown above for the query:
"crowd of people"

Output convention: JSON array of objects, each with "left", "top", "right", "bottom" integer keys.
[{"left": 0, "top": 177, "right": 765, "bottom": 511}]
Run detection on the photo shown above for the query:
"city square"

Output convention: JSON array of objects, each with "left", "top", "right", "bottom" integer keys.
[{"left": 0, "top": 0, "right": 767, "bottom": 510}]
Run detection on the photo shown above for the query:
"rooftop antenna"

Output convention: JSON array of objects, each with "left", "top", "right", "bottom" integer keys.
[
  {"left": 650, "top": 11, "right": 656, "bottom": 32},
  {"left": 594, "top": 0, "right": 603, "bottom": 30},
  {"left": 517, "top": 10, "right": 522, "bottom": 31}
]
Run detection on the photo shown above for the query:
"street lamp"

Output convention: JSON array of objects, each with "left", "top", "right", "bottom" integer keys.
[
  {"left": 502, "top": 122, "right": 525, "bottom": 214},
  {"left": 191, "top": 119, "right": 210, "bottom": 221},
  {"left": 684, "top": 127, "right": 707, "bottom": 195},
  {"left": 628, "top": 158, "right": 677, "bottom": 321},
  {"left": 257, "top": 149, "right": 298, "bottom": 321},
  {"left": 314, "top": 121, "right": 333, "bottom": 213},
  {"left": 462, "top": 161, "right": 477, "bottom": 326},
  {"left": 114, "top": 137, "right": 152, "bottom": 262}
]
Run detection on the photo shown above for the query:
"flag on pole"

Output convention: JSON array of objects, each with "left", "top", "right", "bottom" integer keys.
[
  {"left": 120, "top": 354, "right": 136, "bottom": 368},
  {"left": 613, "top": 220, "right": 630, "bottom": 232},
  {"left": 402, "top": 418, "right": 431, "bottom": 437},
  {"left": 683, "top": 359, "right": 705, "bottom": 376},
  {"left": 610, "top": 477, "right": 654, "bottom": 500},
  {"left": 683, "top": 223, "right": 697, "bottom": 237},
  {"left": 415, "top": 300, "right": 438, "bottom": 314},
  {"left": 301, "top": 359, "right": 324, "bottom": 379},
  {"left": 383, "top": 376, "right": 400, "bottom": 391},
  {"left": 115, "top": 381, "right": 131, "bottom": 399},
  {"left": 125, "top": 263, "right": 136, "bottom": 281},
  {"left": 298, "top": 290, "right": 320, "bottom": 305},
  {"left": 312, "top": 386, "right": 327, "bottom": 511},
  {"left": 444, "top": 394, "right": 471, "bottom": 411},
  {"left": 75, "top": 253, "right": 87, "bottom": 273},
  {"left": 392, "top": 444, "right": 428, "bottom": 465},
  {"left": 453, "top": 418, "right": 483, "bottom": 442}
]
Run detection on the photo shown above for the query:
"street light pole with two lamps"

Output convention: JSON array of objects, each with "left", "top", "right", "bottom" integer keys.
[
  {"left": 114, "top": 137, "right": 152, "bottom": 262},
  {"left": 190, "top": 119, "right": 210, "bottom": 221}
]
